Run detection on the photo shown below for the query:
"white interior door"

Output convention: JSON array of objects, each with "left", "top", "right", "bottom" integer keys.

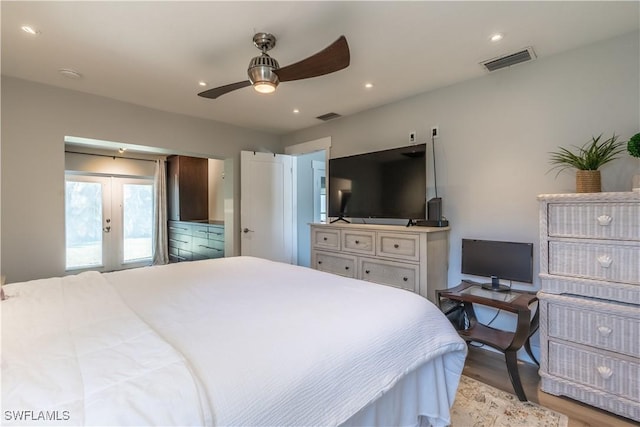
[{"left": 240, "top": 151, "right": 294, "bottom": 263}]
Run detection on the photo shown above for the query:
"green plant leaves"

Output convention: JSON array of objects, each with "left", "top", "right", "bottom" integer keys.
[
  {"left": 548, "top": 134, "right": 626, "bottom": 176},
  {"left": 628, "top": 133, "right": 640, "bottom": 158}
]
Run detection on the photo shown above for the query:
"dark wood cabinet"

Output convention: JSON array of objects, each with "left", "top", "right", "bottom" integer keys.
[{"left": 167, "top": 155, "right": 208, "bottom": 221}]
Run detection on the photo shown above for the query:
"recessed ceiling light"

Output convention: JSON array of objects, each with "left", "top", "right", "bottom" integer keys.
[
  {"left": 490, "top": 33, "right": 504, "bottom": 42},
  {"left": 293, "top": 109, "right": 300, "bottom": 114},
  {"left": 21, "top": 25, "right": 39, "bottom": 35},
  {"left": 198, "top": 81, "right": 207, "bottom": 87},
  {"left": 365, "top": 83, "right": 374, "bottom": 89},
  {"left": 58, "top": 68, "right": 82, "bottom": 79}
]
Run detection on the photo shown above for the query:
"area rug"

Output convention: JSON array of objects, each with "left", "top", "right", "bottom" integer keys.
[{"left": 450, "top": 375, "right": 569, "bottom": 427}]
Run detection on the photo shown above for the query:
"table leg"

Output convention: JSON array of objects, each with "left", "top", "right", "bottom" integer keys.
[
  {"left": 504, "top": 350, "right": 527, "bottom": 401},
  {"left": 524, "top": 338, "right": 539, "bottom": 366}
]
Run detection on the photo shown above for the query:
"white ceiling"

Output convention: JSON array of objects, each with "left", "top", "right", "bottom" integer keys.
[{"left": 2, "top": 1, "right": 638, "bottom": 136}]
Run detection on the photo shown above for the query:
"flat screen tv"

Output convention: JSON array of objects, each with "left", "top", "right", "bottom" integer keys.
[
  {"left": 461, "top": 239, "right": 534, "bottom": 288},
  {"left": 328, "top": 144, "right": 426, "bottom": 220}
]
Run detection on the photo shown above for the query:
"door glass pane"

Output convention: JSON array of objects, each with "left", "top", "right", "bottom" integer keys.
[
  {"left": 66, "top": 180, "right": 103, "bottom": 269},
  {"left": 123, "top": 183, "right": 153, "bottom": 262}
]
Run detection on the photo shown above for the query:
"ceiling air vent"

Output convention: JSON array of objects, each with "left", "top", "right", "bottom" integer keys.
[
  {"left": 316, "top": 112, "right": 342, "bottom": 121},
  {"left": 481, "top": 47, "right": 536, "bottom": 72}
]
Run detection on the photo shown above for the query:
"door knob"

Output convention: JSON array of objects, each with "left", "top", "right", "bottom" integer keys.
[
  {"left": 103, "top": 226, "right": 111, "bottom": 233},
  {"left": 243, "top": 228, "right": 254, "bottom": 233}
]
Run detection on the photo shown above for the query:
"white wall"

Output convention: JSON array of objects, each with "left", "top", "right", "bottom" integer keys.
[
  {"left": 1, "top": 76, "right": 280, "bottom": 283},
  {"left": 295, "top": 150, "right": 326, "bottom": 267},
  {"left": 281, "top": 31, "right": 640, "bottom": 292}
]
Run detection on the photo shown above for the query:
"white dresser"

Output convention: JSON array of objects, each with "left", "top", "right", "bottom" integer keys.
[
  {"left": 310, "top": 223, "right": 449, "bottom": 303},
  {"left": 538, "top": 192, "right": 640, "bottom": 422}
]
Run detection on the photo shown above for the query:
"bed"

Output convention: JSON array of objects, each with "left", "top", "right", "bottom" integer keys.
[{"left": 1, "top": 256, "right": 467, "bottom": 427}]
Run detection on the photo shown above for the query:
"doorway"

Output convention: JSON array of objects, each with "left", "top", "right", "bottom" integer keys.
[{"left": 65, "top": 174, "right": 154, "bottom": 272}]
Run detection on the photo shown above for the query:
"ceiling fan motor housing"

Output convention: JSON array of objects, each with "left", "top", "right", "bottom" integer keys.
[{"left": 248, "top": 54, "right": 280, "bottom": 86}]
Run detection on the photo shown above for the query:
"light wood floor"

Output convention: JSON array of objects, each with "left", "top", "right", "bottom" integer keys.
[{"left": 463, "top": 346, "right": 637, "bottom": 427}]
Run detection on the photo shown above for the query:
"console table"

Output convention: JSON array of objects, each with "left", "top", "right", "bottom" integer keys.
[{"left": 436, "top": 281, "right": 539, "bottom": 401}]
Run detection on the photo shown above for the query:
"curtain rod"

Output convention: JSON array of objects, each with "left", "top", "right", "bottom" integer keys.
[{"left": 65, "top": 150, "right": 159, "bottom": 163}]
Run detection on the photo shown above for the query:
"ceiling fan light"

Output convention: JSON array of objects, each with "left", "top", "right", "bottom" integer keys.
[
  {"left": 248, "top": 53, "right": 280, "bottom": 94},
  {"left": 254, "top": 82, "right": 277, "bottom": 94}
]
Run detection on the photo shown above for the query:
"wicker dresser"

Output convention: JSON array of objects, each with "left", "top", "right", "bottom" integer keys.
[{"left": 537, "top": 192, "right": 640, "bottom": 422}]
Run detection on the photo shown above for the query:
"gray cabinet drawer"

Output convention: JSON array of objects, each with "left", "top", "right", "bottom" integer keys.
[
  {"left": 207, "top": 226, "right": 225, "bottom": 242},
  {"left": 314, "top": 251, "right": 356, "bottom": 278},
  {"left": 360, "top": 258, "right": 418, "bottom": 292},
  {"left": 168, "top": 235, "right": 191, "bottom": 251},
  {"left": 169, "top": 247, "right": 192, "bottom": 262},
  {"left": 192, "top": 226, "right": 211, "bottom": 239},
  {"left": 342, "top": 230, "right": 375, "bottom": 255},
  {"left": 168, "top": 221, "right": 192, "bottom": 236},
  {"left": 377, "top": 232, "right": 419, "bottom": 261},
  {"left": 192, "top": 237, "right": 224, "bottom": 258}
]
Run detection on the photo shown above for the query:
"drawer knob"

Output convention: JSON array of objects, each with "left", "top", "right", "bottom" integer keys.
[
  {"left": 345, "top": 266, "right": 350, "bottom": 270},
  {"left": 597, "top": 326, "right": 613, "bottom": 336},
  {"left": 355, "top": 240, "right": 360, "bottom": 244},
  {"left": 323, "top": 237, "right": 328, "bottom": 241},
  {"left": 403, "top": 277, "right": 408, "bottom": 282},
  {"left": 597, "top": 255, "right": 612, "bottom": 268},
  {"left": 596, "top": 366, "right": 613, "bottom": 380},
  {"left": 318, "top": 261, "right": 322, "bottom": 265},
  {"left": 394, "top": 244, "right": 399, "bottom": 249},
  {"left": 365, "top": 270, "right": 370, "bottom": 274},
  {"left": 597, "top": 215, "right": 613, "bottom": 226}
]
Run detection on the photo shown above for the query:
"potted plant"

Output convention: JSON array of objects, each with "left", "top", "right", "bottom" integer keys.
[
  {"left": 548, "top": 133, "right": 626, "bottom": 193},
  {"left": 628, "top": 132, "right": 640, "bottom": 191}
]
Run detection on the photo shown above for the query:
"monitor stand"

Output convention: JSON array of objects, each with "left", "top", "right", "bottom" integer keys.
[
  {"left": 481, "top": 283, "right": 511, "bottom": 292},
  {"left": 481, "top": 276, "right": 511, "bottom": 292}
]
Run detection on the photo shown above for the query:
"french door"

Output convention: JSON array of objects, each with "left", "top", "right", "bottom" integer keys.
[{"left": 65, "top": 174, "right": 154, "bottom": 272}]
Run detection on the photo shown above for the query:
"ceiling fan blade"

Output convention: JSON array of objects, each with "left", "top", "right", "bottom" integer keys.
[
  {"left": 198, "top": 80, "right": 251, "bottom": 99},
  {"left": 274, "top": 36, "right": 350, "bottom": 82}
]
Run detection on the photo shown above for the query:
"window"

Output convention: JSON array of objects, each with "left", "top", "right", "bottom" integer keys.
[{"left": 65, "top": 174, "right": 153, "bottom": 271}]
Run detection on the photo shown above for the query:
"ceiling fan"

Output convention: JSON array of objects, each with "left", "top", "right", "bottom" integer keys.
[{"left": 198, "top": 33, "right": 350, "bottom": 100}]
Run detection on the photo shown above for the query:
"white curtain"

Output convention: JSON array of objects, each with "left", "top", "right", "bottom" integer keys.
[{"left": 152, "top": 159, "right": 169, "bottom": 265}]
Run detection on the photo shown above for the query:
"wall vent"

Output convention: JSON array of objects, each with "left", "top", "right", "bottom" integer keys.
[
  {"left": 316, "top": 112, "right": 342, "bottom": 121},
  {"left": 481, "top": 47, "right": 536, "bottom": 72}
]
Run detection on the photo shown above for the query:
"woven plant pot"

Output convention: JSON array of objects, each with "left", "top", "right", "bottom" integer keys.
[{"left": 576, "top": 170, "right": 601, "bottom": 193}]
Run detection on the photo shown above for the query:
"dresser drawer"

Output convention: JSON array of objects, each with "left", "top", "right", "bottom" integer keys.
[
  {"left": 168, "top": 221, "right": 192, "bottom": 236},
  {"left": 548, "top": 341, "right": 639, "bottom": 402},
  {"left": 192, "top": 236, "right": 224, "bottom": 256},
  {"left": 168, "top": 234, "right": 191, "bottom": 251},
  {"left": 548, "top": 202, "right": 640, "bottom": 241},
  {"left": 312, "top": 228, "right": 341, "bottom": 250},
  {"left": 342, "top": 230, "right": 375, "bottom": 255},
  {"left": 359, "top": 258, "right": 418, "bottom": 292},
  {"left": 377, "top": 232, "right": 419, "bottom": 261},
  {"left": 192, "top": 225, "right": 211, "bottom": 240},
  {"left": 192, "top": 246, "right": 223, "bottom": 260},
  {"left": 544, "top": 295, "right": 640, "bottom": 358},
  {"left": 539, "top": 274, "right": 640, "bottom": 305},
  {"left": 207, "top": 226, "right": 225, "bottom": 242},
  {"left": 549, "top": 241, "right": 640, "bottom": 284},
  {"left": 314, "top": 251, "right": 357, "bottom": 278},
  {"left": 169, "top": 247, "right": 192, "bottom": 262}
]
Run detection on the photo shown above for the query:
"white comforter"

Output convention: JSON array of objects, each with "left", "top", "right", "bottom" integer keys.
[{"left": 2, "top": 256, "right": 466, "bottom": 427}]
